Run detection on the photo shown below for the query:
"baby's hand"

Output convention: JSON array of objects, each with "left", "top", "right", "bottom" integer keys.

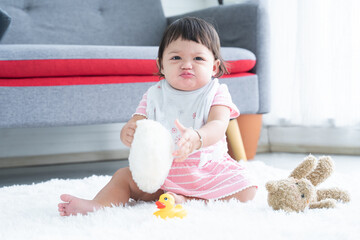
[
  {"left": 172, "top": 119, "right": 201, "bottom": 162},
  {"left": 120, "top": 121, "right": 137, "bottom": 147}
]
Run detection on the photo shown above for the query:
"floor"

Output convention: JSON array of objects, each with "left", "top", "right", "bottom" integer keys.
[
  {"left": 0, "top": 152, "right": 359, "bottom": 188},
  {"left": 0, "top": 159, "right": 128, "bottom": 187}
]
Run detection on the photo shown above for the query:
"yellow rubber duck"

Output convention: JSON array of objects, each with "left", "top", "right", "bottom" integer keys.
[{"left": 153, "top": 193, "right": 187, "bottom": 219}]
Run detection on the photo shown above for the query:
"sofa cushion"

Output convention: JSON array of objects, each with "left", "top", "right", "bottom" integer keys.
[
  {"left": 0, "top": 8, "right": 11, "bottom": 40},
  {"left": 0, "top": 45, "right": 256, "bottom": 86},
  {"left": 0, "top": 74, "right": 259, "bottom": 127},
  {"left": 221, "top": 47, "right": 256, "bottom": 74},
  {"left": 0, "top": 0, "right": 166, "bottom": 46}
]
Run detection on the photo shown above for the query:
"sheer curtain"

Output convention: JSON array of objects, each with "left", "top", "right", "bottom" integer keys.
[{"left": 264, "top": 0, "right": 360, "bottom": 128}]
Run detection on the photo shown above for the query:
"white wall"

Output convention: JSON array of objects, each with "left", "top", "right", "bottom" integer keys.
[
  {"left": 161, "top": 0, "right": 247, "bottom": 17},
  {"left": 161, "top": 0, "right": 210, "bottom": 17}
]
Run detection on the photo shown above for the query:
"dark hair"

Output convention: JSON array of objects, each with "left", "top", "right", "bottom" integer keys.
[{"left": 157, "top": 17, "right": 228, "bottom": 78}]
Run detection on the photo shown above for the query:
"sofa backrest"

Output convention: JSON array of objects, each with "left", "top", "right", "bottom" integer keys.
[
  {"left": 0, "top": 0, "right": 167, "bottom": 46},
  {"left": 0, "top": 7, "right": 11, "bottom": 40}
]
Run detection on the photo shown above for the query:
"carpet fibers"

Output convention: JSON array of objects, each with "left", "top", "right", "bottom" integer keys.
[{"left": 1, "top": 160, "right": 359, "bottom": 240}]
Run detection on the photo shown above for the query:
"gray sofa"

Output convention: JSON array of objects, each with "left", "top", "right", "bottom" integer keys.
[{"left": 0, "top": 0, "right": 269, "bottom": 129}]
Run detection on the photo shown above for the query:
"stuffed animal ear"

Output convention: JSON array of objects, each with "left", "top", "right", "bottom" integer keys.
[
  {"left": 289, "top": 154, "right": 317, "bottom": 179},
  {"left": 128, "top": 119, "right": 174, "bottom": 193},
  {"left": 306, "top": 156, "right": 334, "bottom": 186},
  {"left": 265, "top": 181, "right": 278, "bottom": 193}
]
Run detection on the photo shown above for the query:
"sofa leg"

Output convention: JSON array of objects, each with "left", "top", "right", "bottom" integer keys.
[
  {"left": 238, "top": 114, "right": 262, "bottom": 160},
  {"left": 226, "top": 114, "right": 263, "bottom": 160},
  {"left": 226, "top": 119, "right": 247, "bottom": 161}
]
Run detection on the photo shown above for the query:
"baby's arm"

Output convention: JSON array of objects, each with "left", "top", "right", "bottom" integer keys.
[
  {"left": 197, "top": 105, "right": 230, "bottom": 147},
  {"left": 173, "top": 105, "right": 230, "bottom": 162},
  {"left": 120, "top": 114, "right": 146, "bottom": 147}
]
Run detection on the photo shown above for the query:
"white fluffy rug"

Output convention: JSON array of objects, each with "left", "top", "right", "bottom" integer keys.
[{"left": 1, "top": 160, "right": 359, "bottom": 240}]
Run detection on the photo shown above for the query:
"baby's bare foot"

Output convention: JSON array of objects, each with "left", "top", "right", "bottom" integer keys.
[{"left": 58, "top": 194, "right": 102, "bottom": 216}]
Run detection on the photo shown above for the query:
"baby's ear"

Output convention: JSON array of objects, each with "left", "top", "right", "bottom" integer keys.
[
  {"left": 212, "top": 59, "right": 220, "bottom": 76},
  {"left": 156, "top": 58, "right": 160, "bottom": 67},
  {"left": 266, "top": 181, "right": 278, "bottom": 193},
  {"left": 156, "top": 58, "right": 163, "bottom": 72}
]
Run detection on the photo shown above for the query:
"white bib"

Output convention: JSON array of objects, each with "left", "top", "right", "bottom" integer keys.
[{"left": 146, "top": 78, "right": 219, "bottom": 135}]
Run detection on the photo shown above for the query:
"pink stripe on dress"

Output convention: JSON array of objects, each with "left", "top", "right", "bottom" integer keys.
[
  {"left": 161, "top": 154, "right": 256, "bottom": 200},
  {"left": 134, "top": 92, "right": 148, "bottom": 116}
]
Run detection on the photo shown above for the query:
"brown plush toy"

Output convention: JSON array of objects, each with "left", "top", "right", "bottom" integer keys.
[{"left": 266, "top": 155, "right": 350, "bottom": 212}]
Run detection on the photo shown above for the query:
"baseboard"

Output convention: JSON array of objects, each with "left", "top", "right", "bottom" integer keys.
[
  {"left": 259, "top": 126, "right": 360, "bottom": 155},
  {"left": 0, "top": 149, "right": 130, "bottom": 168},
  {"left": 257, "top": 127, "right": 271, "bottom": 153},
  {"left": 0, "top": 123, "right": 129, "bottom": 168}
]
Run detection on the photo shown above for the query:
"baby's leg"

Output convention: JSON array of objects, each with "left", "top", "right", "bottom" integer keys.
[
  {"left": 58, "top": 167, "right": 163, "bottom": 216},
  {"left": 220, "top": 186, "right": 257, "bottom": 202},
  {"left": 93, "top": 167, "right": 163, "bottom": 205}
]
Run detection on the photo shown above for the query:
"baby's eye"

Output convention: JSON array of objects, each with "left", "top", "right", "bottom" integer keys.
[
  {"left": 171, "top": 56, "right": 181, "bottom": 60},
  {"left": 194, "top": 57, "right": 204, "bottom": 61}
]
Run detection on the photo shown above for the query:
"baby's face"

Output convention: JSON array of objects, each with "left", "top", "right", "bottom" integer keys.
[{"left": 159, "top": 38, "right": 220, "bottom": 91}]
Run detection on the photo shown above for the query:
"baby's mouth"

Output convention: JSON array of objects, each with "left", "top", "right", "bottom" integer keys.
[{"left": 180, "top": 72, "right": 195, "bottom": 79}]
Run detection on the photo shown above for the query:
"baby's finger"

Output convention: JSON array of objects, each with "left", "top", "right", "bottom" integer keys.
[
  {"left": 128, "top": 122, "right": 137, "bottom": 130},
  {"left": 127, "top": 127, "right": 135, "bottom": 137},
  {"left": 175, "top": 142, "right": 191, "bottom": 158},
  {"left": 174, "top": 119, "right": 186, "bottom": 134},
  {"left": 124, "top": 139, "right": 131, "bottom": 147},
  {"left": 174, "top": 156, "right": 186, "bottom": 162},
  {"left": 127, "top": 135, "right": 134, "bottom": 143},
  {"left": 173, "top": 149, "right": 188, "bottom": 162},
  {"left": 177, "top": 136, "right": 189, "bottom": 149},
  {"left": 178, "top": 128, "right": 193, "bottom": 144},
  {"left": 172, "top": 148, "right": 184, "bottom": 157},
  {"left": 124, "top": 134, "right": 134, "bottom": 146}
]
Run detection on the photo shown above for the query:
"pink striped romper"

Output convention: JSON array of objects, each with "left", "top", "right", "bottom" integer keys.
[{"left": 134, "top": 79, "right": 257, "bottom": 200}]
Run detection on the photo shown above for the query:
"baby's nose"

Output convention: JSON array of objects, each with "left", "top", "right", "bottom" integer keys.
[{"left": 181, "top": 61, "right": 192, "bottom": 69}]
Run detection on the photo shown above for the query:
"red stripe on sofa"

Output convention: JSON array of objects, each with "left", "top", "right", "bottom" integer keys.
[
  {"left": 0, "top": 73, "right": 254, "bottom": 87},
  {"left": 0, "top": 75, "right": 159, "bottom": 87},
  {"left": 227, "top": 60, "right": 256, "bottom": 74},
  {"left": 0, "top": 59, "right": 255, "bottom": 78},
  {"left": 0, "top": 59, "right": 158, "bottom": 78}
]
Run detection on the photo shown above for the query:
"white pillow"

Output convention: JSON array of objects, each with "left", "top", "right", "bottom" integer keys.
[{"left": 128, "top": 119, "right": 174, "bottom": 193}]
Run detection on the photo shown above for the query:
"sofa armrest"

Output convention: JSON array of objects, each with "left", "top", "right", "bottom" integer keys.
[
  {"left": 0, "top": 8, "right": 11, "bottom": 41},
  {"left": 167, "top": 0, "right": 270, "bottom": 114}
]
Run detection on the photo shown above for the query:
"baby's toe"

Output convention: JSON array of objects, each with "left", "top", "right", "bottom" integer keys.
[
  {"left": 60, "top": 194, "right": 74, "bottom": 202},
  {"left": 59, "top": 211, "right": 68, "bottom": 216},
  {"left": 58, "top": 203, "right": 67, "bottom": 209}
]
